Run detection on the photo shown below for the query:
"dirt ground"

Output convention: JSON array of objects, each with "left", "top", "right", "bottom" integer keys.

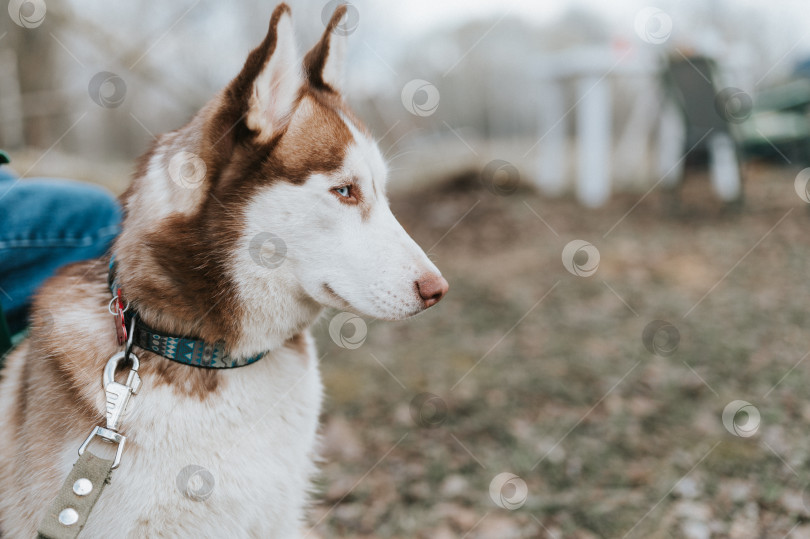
[{"left": 309, "top": 162, "right": 810, "bottom": 538}]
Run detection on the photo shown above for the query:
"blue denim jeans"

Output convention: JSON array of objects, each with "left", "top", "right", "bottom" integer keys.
[{"left": 0, "top": 167, "right": 121, "bottom": 333}]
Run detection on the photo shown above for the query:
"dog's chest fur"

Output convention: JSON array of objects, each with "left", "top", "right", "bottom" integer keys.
[
  {"left": 0, "top": 263, "right": 323, "bottom": 538},
  {"left": 89, "top": 349, "right": 323, "bottom": 538}
]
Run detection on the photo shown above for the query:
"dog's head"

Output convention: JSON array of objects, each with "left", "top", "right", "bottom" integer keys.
[
  {"left": 118, "top": 4, "right": 447, "bottom": 353},
  {"left": 237, "top": 4, "right": 448, "bottom": 321}
]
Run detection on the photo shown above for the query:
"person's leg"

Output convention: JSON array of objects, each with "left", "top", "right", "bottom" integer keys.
[{"left": 0, "top": 167, "right": 122, "bottom": 333}]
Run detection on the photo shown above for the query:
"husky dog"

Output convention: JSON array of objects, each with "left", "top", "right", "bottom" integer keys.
[{"left": 0, "top": 4, "right": 447, "bottom": 537}]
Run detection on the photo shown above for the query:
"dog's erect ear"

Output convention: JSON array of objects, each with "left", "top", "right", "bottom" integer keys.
[
  {"left": 240, "top": 3, "right": 302, "bottom": 142},
  {"left": 304, "top": 4, "right": 348, "bottom": 93}
]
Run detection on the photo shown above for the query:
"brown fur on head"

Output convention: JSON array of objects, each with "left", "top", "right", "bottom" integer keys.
[
  {"left": 114, "top": 4, "right": 358, "bottom": 348},
  {"left": 115, "top": 2, "right": 445, "bottom": 362}
]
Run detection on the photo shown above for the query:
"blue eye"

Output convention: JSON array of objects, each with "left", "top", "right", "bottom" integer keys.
[{"left": 335, "top": 186, "right": 351, "bottom": 197}]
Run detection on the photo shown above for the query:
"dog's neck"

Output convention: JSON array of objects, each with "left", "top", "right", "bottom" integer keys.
[
  {"left": 110, "top": 239, "right": 322, "bottom": 359},
  {"left": 112, "top": 118, "right": 323, "bottom": 359}
]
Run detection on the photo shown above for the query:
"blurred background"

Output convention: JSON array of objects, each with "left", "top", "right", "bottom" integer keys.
[{"left": 5, "top": 0, "right": 810, "bottom": 537}]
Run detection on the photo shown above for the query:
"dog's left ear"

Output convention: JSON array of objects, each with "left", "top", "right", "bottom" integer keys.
[{"left": 304, "top": 4, "right": 348, "bottom": 93}]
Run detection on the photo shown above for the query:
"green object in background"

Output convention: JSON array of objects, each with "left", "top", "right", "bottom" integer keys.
[{"left": 0, "top": 150, "right": 9, "bottom": 164}]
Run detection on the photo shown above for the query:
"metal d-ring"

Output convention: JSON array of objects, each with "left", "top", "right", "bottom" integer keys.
[{"left": 107, "top": 295, "right": 130, "bottom": 316}]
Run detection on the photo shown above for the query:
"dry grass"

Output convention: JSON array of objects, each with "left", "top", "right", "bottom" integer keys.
[{"left": 311, "top": 163, "right": 810, "bottom": 538}]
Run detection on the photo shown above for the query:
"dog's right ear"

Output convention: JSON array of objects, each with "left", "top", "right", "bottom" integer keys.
[
  {"left": 304, "top": 4, "right": 349, "bottom": 93},
  {"left": 227, "top": 3, "right": 302, "bottom": 143}
]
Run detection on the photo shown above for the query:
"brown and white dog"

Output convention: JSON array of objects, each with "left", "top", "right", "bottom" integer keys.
[{"left": 0, "top": 4, "right": 447, "bottom": 537}]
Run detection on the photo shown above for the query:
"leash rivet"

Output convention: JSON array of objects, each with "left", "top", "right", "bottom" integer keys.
[
  {"left": 72, "top": 478, "right": 93, "bottom": 496},
  {"left": 58, "top": 508, "right": 79, "bottom": 526}
]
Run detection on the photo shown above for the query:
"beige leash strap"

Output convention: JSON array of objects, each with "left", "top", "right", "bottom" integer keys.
[
  {"left": 37, "top": 451, "right": 114, "bottom": 539},
  {"left": 37, "top": 346, "right": 140, "bottom": 539}
]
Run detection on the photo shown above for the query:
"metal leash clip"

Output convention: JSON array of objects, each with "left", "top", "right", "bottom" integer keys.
[
  {"left": 102, "top": 350, "right": 141, "bottom": 431},
  {"left": 78, "top": 317, "right": 140, "bottom": 469}
]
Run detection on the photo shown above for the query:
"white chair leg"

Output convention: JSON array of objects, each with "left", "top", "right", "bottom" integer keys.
[
  {"left": 708, "top": 132, "right": 742, "bottom": 201},
  {"left": 657, "top": 100, "right": 686, "bottom": 188}
]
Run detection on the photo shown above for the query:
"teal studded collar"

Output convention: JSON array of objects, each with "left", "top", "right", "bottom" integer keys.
[{"left": 108, "top": 257, "right": 265, "bottom": 369}]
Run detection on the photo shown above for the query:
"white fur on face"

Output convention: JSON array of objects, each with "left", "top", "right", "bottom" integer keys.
[{"left": 236, "top": 120, "right": 441, "bottom": 325}]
